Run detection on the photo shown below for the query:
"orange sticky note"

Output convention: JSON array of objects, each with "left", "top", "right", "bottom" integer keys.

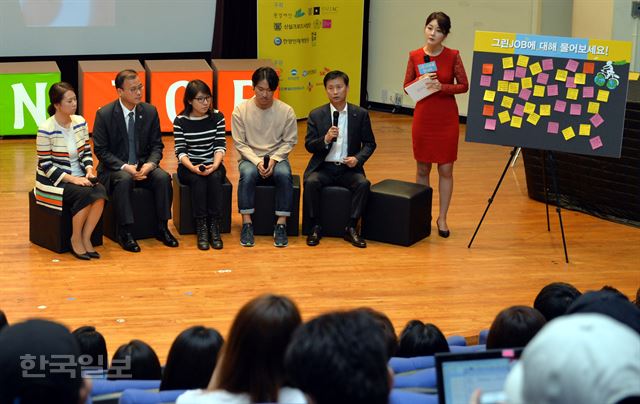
[
  {"left": 483, "top": 104, "right": 495, "bottom": 116},
  {"left": 583, "top": 62, "right": 595, "bottom": 74},
  {"left": 510, "top": 115, "right": 523, "bottom": 128},
  {"left": 482, "top": 63, "right": 494, "bottom": 75},
  {"left": 498, "top": 110, "right": 511, "bottom": 124},
  {"left": 527, "top": 112, "right": 540, "bottom": 126},
  {"left": 556, "top": 69, "right": 568, "bottom": 82},
  {"left": 562, "top": 126, "right": 576, "bottom": 140},
  {"left": 516, "top": 55, "right": 529, "bottom": 67},
  {"left": 521, "top": 77, "right": 533, "bottom": 89},
  {"left": 501, "top": 95, "right": 514, "bottom": 109}
]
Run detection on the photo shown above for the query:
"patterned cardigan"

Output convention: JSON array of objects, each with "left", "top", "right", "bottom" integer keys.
[{"left": 35, "top": 115, "right": 94, "bottom": 213}]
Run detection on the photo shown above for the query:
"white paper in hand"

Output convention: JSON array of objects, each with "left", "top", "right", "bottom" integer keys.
[{"left": 404, "top": 76, "right": 439, "bottom": 102}]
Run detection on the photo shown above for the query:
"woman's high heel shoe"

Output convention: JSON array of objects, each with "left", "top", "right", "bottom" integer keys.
[
  {"left": 70, "top": 248, "right": 91, "bottom": 260},
  {"left": 436, "top": 219, "right": 450, "bottom": 238},
  {"left": 86, "top": 251, "right": 100, "bottom": 259}
]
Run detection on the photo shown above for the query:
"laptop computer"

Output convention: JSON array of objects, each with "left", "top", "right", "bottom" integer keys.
[{"left": 435, "top": 348, "right": 522, "bottom": 404}]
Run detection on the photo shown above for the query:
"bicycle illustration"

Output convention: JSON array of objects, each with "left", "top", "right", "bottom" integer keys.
[{"left": 594, "top": 61, "right": 620, "bottom": 90}]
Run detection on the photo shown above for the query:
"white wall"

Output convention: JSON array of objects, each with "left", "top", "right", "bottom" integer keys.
[{"left": 612, "top": 0, "right": 640, "bottom": 71}]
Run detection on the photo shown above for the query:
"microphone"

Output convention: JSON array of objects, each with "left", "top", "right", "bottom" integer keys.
[
  {"left": 424, "top": 55, "right": 430, "bottom": 63},
  {"left": 331, "top": 110, "right": 339, "bottom": 143},
  {"left": 88, "top": 176, "right": 98, "bottom": 184},
  {"left": 198, "top": 164, "right": 206, "bottom": 172},
  {"left": 136, "top": 161, "right": 144, "bottom": 171},
  {"left": 263, "top": 155, "right": 270, "bottom": 168}
]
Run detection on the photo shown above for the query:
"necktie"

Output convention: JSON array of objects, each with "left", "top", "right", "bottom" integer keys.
[{"left": 127, "top": 111, "right": 136, "bottom": 164}]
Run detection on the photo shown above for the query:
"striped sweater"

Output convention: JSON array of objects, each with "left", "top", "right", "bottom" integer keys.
[
  {"left": 35, "top": 115, "right": 93, "bottom": 213},
  {"left": 173, "top": 111, "right": 226, "bottom": 165}
]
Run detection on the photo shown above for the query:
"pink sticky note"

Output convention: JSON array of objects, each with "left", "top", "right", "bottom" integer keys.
[
  {"left": 503, "top": 69, "right": 515, "bottom": 81},
  {"left": 554, "top": 100, "right": 566, "bottom": 113},
  {"left": 566, "top": 76, "right": 576, "bottom": 88},
  {"left": 485, "top": 118, "right": 497, "bottom": 131},
  {"left": 547, "top": 84, "right": 559, "bottom": 97},
  {"left": 515, "top": 66, "right": 527, "bottom": 78},
  {"left": 547, "top": 121, "right": 559, "bottom": 134},
  {"left": 590, "top": 136, "right": 603, "bottom": 150},
  {"left": 570, "top": 103, "right": 582, "bottom": 115},
  {"left": 513, "top": 104, "right": 525, "bottom": 117},
  {"left": 519, "top": 88, "right": 532, "bottom": 101},
  {"left": 590, "top": 113, "right": 604, "bottom": 128},
  {"left": 582, "top": 86, "right": 594, "bottom": 98},
  {"left": 542, "top": 58, "right": 554, "bottom": 71},
  {"left": 536, "top": 72, "right": 549, "bottom": 85},
  {"left": 566, "top": 59, "right": 579, "bottom": 72},
  {"left": 480, "top": 75, "right": 492, "bottom": 87}
]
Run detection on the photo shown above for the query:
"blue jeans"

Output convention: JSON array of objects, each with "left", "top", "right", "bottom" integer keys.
[{"left": 237, "top": 159, "right": 292, "bottom": 217}]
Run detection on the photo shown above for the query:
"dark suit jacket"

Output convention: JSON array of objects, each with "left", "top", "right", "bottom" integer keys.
[
  {"left": 304, "top": 103, "right": 376, "bottom": 181},
  {"left": 93, "top": 100, "right": 164, "bottom": 179}
]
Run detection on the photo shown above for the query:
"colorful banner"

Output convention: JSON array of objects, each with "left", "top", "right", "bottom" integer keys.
[
  {"left": 466, "top": 31, "right": 632, "bottom": 158},
  {"left": 257, "top": 0, "right": 365, "bottom": 118}
]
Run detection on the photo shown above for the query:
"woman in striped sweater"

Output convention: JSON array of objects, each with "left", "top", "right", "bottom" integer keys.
[
  {"left": 174, "top": 80, "right": 226, "bottom": 250},
  {"left": 35, "top": 82, "right": 107, "bottom": 260}
]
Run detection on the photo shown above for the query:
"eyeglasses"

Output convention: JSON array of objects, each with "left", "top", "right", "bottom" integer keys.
[
  {"left": 126, "top": 85, "right": 144, "bottom": 94},
  {"left": 194, "top": 96, "right": 211, "bottom": 103}
]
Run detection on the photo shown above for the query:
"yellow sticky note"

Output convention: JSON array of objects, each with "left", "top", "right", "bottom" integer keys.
[
  {"left": 533, "top": 85, "right": 545, "bottom": 97},
  {"left": 510, "top": 115, "right": 523, "bottom": 128},
  {"left": 529, "top": 62, "right": 542, "bottom": 76},
  {"left": 566, "top": 88, "right": 579, "bottom": 100},
  {"left": 521, "top": 77, "right": 533, "bottom": 89},
  {"left": 597, "top": 90, "right": 610, "bottom": 102},
  {"left": 516, "top": 55, "right": 529, "bottom": 67},
  {"left": 527, "top": 112, "right": 540, "bottom": 126},
  {"left": 497, "top": 80, "right": 509, "bottom": 92},
  {"left": 508, "top": 82, "right": 520, "bottom": 94},
  {"left": 484, "top": 90, "right": 496, "bottom": 102},
  {"left": 630, "top": 72, "right": 640, "bottom": 81},
  {"left": 574, "top": 73, "right": 586, "bottom": 85},
  {"left": 498, "top": 110, "right": 511, "bottom": 124},
  {"left": 587, "top": 101, "right": 600, "bottom": 114},
  {"left": 579, "top": 124, "right": 591, "bottom": 136},
  {"left": 540, "top": 104, "right": 551, "bottom": 116},
  {"left": 524, "top": 102, "right": 536, "bottom": 114},
  {"left": 555, "top": 69, "right": 568, "bottom": 82},
  {"left": 562, "top": 126, "right": 576, "bottom": 140},
  {"left": 502, "top": 57, "right": 514, "bottom": 69},
  {"left": 501, "top": 96, "right": 514, "bottom": 109}
]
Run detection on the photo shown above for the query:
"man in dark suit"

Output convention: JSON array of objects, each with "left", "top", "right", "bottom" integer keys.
[
  {"left": 303, "top": 70, "right": 376, "bottom": 248},
  {"left": 93, "top": 69, "right": 178, "bottom": 252}
]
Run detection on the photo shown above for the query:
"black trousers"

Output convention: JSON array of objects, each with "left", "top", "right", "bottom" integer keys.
[
  {"left": 304, "top": 163, "right": 370, "bottom": 223},
  {"left": 177, "top": 164, "right": 226, "bottom": 219},
  {"left": 100, "top": 167, "right": 172, "bottom": 226}
]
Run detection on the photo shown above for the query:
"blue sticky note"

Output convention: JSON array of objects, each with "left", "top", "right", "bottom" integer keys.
[{"left": 418, "top": 61, "right": 438, "bottom": 74}]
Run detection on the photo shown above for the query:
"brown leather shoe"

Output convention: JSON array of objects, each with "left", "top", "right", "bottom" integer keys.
[{"left": 344, "top": 227, "right": 366, "bottom": 248}]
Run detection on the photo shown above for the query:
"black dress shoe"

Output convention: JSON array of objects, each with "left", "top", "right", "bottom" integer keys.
[
  {"left": 438, "top": 228, "right": 450, "bottom": 238},
  {"left": 86, "top": 251, "right": 101, "bottom": 259},
  {"left": 156, "top": 228, "right": 179, "bottom": 247},
  {"left": 118, "top": 231, "right": 141, "bottom": 252},
  {"left": 70, "top": 248, "right": 91, "bottom": 260},
  {"left": 344, "top": 227, "right": 367, "bottom": 248},
  {"left": 306, "top": 225, "right": 322, "bottom": 246}
]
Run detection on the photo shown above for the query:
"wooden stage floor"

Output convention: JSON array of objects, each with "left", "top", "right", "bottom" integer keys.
[{"left": 1, "top": 111, "right": 638, "bottom": 361}]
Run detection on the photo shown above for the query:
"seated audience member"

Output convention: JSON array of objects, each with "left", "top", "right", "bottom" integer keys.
[
  {"left": 355, "top": 307, "right": 398, "bottom": 358},
  {"left": 0, "top": 310, "right": 8, "bottom": 330},
  {"left": 533, "top": 281, "right": 581, "bottom": 321},
  {"left": 107, "top": 339, "right": 161, "bottom": 380},
  {"left": 504, "top": 313, "right": 640, "bottom": 404},
  {"left": 396, "top": 320, "right": 450, "bottom": 357},
  {"left": 160, "top": 326, "right": 224, "bottom": 391},
  {"left": 600, "top": 285, "right": 631, "bottom": 300},
  {"left": 177, "top": 294, "right": 305, "bottom": 403},
  {"left": 566, "top": 290, "right": 640, "bottom": 335},
  {"left": 285, "top": 309, "right": 391, "bottom": 404},
  {"left": 635, "top": 288, "right": 640, "bottom": 310},
  {"left": 72, "top": 325, "right": 109, "bottom": 372},
  {"left": 0, "top": 319, "right": 91, "bottom": 404},
  {"left": 485, "top": 306, "right": 546, "bottom": 349}
]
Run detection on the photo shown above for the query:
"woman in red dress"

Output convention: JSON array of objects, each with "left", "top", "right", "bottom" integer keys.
[{"left": 404, "top": 12, "right": 468, "bottom": 238}]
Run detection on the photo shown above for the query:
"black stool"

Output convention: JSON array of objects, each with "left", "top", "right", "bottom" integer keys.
[
  {"left": 252, "top": 175, "right": 300, "bottom": 236},
  {"left": 302, "top": 186, "right": 352, "bottom": 237},
  {"left": 171, "top": 173, "right": 232, "bottom": 234},
  {"left": 362, "top": 179, "right": 432, "bottom": 246},
  {"left": 29, "top": 190, "right": 103, "bottom": 253},
  {"left": 102, "top": 188, "right": 158, "bottom": 241}
]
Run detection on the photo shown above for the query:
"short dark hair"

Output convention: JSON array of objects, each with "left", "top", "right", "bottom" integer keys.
[
  {"left": 251, "top": 67, "right": 279, "bottom": 90},
  {"left": 107, "top": 339, "right": 161, "bottom": 380},
  {"left": 486, "top": 306, "right": 546, "bottom": 349},
  {"left": 285, "top": 310, "right": 390, "bottom": 404},
  {"left": 47, "top": 82, "right": 75, "bottom": 117},
  {"left": 0, "top": 310, "right": 8, "bottom": 331},
  {"left": 396, "top": 320, "right": 450, "bottom": 357},
  {"left": 567, "top": 290, "right": 640, "bottom": 335},
  {"left": 323, "top": 70, "right": 349, "bottom": 87},
  {"left": 180, "top": 79, "right": 214, "bottom": 117},
  {"left": 72, "top": 325, "right": 108, "bottom": 370},
  {"left": 355, "top": 307, "right": 397, "bottom": 359},
  {"left": 160, "top": 325, "right": 224, "bottom": 391},
  {"left": 114, "top": 69, "right": 138, "bottom": 89},
  {"left": 425, "top": 11, "right": 451, "bottom": 35},
  {"left": 534, "top": 282, "right": 582, "bottom": 321}
]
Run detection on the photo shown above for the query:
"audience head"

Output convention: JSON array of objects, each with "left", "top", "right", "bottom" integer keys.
[
  {"left": 486, "top": 306, "right": 546, "bottom": 349},
  {"left": 600, "top": 285, "right": 629, "bottom": 300},
  {"left": 47, "top": 82, "right": 76, "bottom": 117},
  {"left": 160, "top": 325, "right": 224, "bottom": 391},
  {"left": 107, "top": 339, "right": 161, "bottom": 380},
  {"left": 72, "top": 326, "right": 108, "bottom": 371},
  {"left": 115, "top": 69, "right": 143, "bottom": 107},
  {"left": 355, "top": 307, "right": 398, "bottom": 359},
  {"left": 213, "top": 294, "right": 301, "bottom": 402},
  {"left": 0, "top": 319, "right": 89, "bottom": 404},
  {"left": 323, "top": 70, "right": 349, "bottom": 88},
  {"left": 635, "top": 288, "right": 640, "bottom": 310},
  {"left": 567, "top": 290, "right": 640, "bottom": 335},
  {"left": 425, "top": 11, "right": 451, "bottom": 36},
  {"left": 285, "top": 309, "right": 391, "bottom": 404},
  {"left": 396, "top": 320, "right": 449, "bottom": 357},
  {"left": 251, "top": 67, "right": 278, "bottom": 110},
  {"left": 504, "top": 313, "right": 640, "bottom": 404},
  {"left": 533, "top": 282, "right": 581, "bottom": 321},
  {"left": 181, "top": 79, "right": 213, "bottom": 117},
  {"left": 0, "top": 310, "right": 8, "bottom": 331}
]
